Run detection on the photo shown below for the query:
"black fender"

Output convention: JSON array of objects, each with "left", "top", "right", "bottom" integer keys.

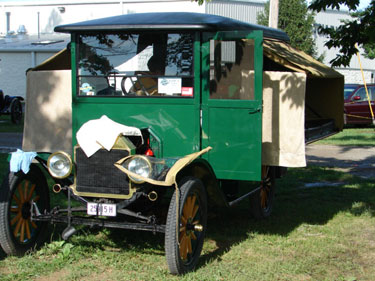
[{"left": 33, "top": 153, "right": 73, "bottom": 187}]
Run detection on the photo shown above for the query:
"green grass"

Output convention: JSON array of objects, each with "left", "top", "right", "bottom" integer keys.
[
  {"left": 0, "top": 122, "right": 373, "bottom": 279},
  {"left": 317, "top": 127, "right": 375, "bottom": 146},
  {"left": 0, "top": 163, "right": 374, "bottom": 280},
  {"left": 0, "top": 115, "right": 24, "bottom": 133}
]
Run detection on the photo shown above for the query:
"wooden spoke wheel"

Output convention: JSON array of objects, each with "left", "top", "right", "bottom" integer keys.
[
  {"left": 250, "top": 166, "right": 275, "bottom": 219},
  {"left": 0, "top": 165, "right": 50, "bottom": 255},
  {"left": 165, "top": 177, "right": 207, "bottom": 275}
]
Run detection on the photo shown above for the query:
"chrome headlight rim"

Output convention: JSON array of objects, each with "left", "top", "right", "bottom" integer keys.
[
  {"left": 125, "top": 155, "right": 152, "bottom": 184},
  {"left": 47, "top": 151, "right": 73, "bottom": 179}
]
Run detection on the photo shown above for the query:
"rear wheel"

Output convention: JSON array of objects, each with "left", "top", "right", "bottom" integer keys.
[
  {"left": 165, "top": 177, "right": 207, "bottom": 275},
  {"left": 250, "top": 166, "right": 275, "bottom": 219},
  {"left": 10, "top": 98, "right": 22, "bottom": 124},
  {"left": 0, "top": 165, "right": 50, "bottom": 255}
]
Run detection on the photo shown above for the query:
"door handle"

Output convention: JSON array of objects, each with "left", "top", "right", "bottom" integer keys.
[{"left": 248, "top": 108, "right": 261, "bottom": 114}]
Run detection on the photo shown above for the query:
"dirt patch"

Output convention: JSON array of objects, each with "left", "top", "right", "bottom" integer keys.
[{"left": 306, "top": 144, "right": 375, "bottom": 179}]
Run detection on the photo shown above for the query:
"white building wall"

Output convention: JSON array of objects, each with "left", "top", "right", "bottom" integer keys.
[
  {"left": 314, "top": 9, "right": 374, "bottom": 84},
  {"left": 0, "top": 0, "right": 204, "bottom": 35},
  {"left": 0, "top": 0, "right": 373, "bottom": 99},
  {"left": 0, "top": 51, "right": 57, "bottom": 98},
  {"left": 206, "top": 0, "right": 264, "bottom": 23},
  {"left": 1, "top": 52, "right": 30, "bottom": 97}
]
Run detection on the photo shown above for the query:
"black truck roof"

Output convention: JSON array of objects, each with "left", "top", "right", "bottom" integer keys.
[{"left": 54, "top": 12, "right": 289, "bottom": 42}]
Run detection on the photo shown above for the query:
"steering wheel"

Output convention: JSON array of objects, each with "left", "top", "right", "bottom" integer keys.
[
  {"left": 121, "top": 76, "right": 159, "bottom": 96},
  {"left": 121, "top": 76, "right": 139, "bottom": 96},
  {"left": 122, "top": 76, "right": 158, "bottom": 96}
]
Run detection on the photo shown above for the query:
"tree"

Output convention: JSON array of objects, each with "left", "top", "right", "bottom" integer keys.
[
  {"left": 257, "top": 0, "right": 321, "bottom": 59},
  {"left": 309, "top": 0, "right": 375, "bottom": 66}
]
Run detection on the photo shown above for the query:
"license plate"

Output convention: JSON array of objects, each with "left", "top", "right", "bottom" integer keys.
[{"left": 87, "top": 203, "right": 116, "bottom": 217}]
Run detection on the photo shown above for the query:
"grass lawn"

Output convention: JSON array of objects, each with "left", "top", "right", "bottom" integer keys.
[
  {"left": 0, "top": 161, "right": 374, "bottom": 280},
  {"left": 0, "top": 115, "right": 24, "bottom": 133},
  {"left": 0, "top": 122, "right": 374, "bottom": 279},
  {"left": 317, "top": 127, "right": 375, "bottom": 146}
]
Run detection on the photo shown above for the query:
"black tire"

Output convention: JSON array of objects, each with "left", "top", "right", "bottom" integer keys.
[
  {"left": 165, "top": 177, "right": 207, "bottom": 275},
  {"left": 250, "top": 166, "right": 275, "bottom": 219},
  {"left": 10, "top": 98, "right": 22, "bottom": 124},
  {"left": 0, "top": 165, "right": 50, "bottom": 255}
]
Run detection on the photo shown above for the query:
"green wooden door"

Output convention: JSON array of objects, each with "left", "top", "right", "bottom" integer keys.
[{"left": 201, "top": 31, "right": 263, "bottom": 181}]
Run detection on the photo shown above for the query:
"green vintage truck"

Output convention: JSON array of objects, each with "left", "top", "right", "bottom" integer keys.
[{"left": 0, "top": 12, "right": 343, "bottom": 274}]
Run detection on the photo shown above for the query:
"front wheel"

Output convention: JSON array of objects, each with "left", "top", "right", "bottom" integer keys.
[
  {"left": 0, "top": 165, "right": 50, "bottom": 255},
  {"left": 250, "top": 166, "right": 275, "bottom": 219},
  {"left": 165, "top": 177, "right": 207, "bottom": 275}
]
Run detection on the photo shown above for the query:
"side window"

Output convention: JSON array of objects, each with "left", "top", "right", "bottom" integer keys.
[
  {"left": 353, "top": 87, "right": 374, "bottom": 102},
  {"left": 353, "top": 88, "right": 367, "bottom": 101},
  {"left": 209, "top": 39, "right": 255, "bottom": 100}
]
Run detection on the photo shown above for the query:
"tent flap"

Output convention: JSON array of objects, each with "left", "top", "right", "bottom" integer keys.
[{"left": 263, "top": 39, "right": 343, "bottom": 79}]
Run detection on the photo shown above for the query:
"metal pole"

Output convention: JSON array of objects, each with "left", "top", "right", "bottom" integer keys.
[
  {"left": 355, "top": 43, "right": 375, "bottom": 126},
  {"left": 6, "top": 12, "right": 10, "bottom": 34},
  {"left": 37, "top": 12, "right": 40, "bottom": 40},
  {"left": 269, "top": 0, "right": 279, "bottom": 29}
]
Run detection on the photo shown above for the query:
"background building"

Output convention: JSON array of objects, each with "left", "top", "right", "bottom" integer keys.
[{"left": 0, "top": 0, "right": 373, "bottom": 98}]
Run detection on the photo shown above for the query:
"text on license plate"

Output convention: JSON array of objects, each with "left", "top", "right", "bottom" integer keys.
[{"left": 87, "top": 203, "right": 116, "bottom": 217}]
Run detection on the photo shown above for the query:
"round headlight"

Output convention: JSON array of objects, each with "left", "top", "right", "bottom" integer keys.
[
  {"left": 47, "top": 151, "right": 73, "bottom": 179},
  {"left": 125, "top": 156, "right": 152, "bottom": 183}
]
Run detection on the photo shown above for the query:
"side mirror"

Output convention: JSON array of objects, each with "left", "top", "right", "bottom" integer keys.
[{"left": 353, "top": 96, "right": 361, "bottom": 101}]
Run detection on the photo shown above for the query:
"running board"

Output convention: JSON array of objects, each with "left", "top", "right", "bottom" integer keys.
[{"left": 228, "top": 187, "right": 260, "bottom": 207}]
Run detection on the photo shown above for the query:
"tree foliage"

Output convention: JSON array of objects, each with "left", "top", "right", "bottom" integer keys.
[
  {"left": 309, "top": 0, "right": 375, "bottom": 66},
  {"left": 257, "top": 0, "right": 321, "bottom": 59}
]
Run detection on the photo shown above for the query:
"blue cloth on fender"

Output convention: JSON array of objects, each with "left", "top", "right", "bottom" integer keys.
[{"left": 10, "top": 149, "right": 37, "bottom": 174}]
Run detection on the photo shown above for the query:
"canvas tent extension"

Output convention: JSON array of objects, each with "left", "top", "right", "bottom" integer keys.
[
  {"left": 23, "top": 37, "right": 343, "bottom": 168},
  {"left": 263, "top": 38, "right": 344, "bottom": 132}
]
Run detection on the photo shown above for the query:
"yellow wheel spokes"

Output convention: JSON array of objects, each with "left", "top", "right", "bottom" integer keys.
[
  {"left": 25, "top": 219, "right": 31, "bottom": 240},
  {"left": 10, "top": 212, "right": 21, "bottom": 226},
  {"left": 13, "top": 217, "right": 23, "bottom": 237},
  {"left": 23, "top": 181, "right": 30, "bottom": 203},
  {"left": 26, "top": 184, "right": 36, "bottom": 202},
  {"left": 179, "top": 194, "right": 200, "bottom": 261},
  {"left": 10, "top": 180, "right": 37, "bottom": 243}
]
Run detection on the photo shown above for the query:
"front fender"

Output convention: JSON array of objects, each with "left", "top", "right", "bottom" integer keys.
[{"left": 114, "top": 147, "right": 212, "bottom": 186}]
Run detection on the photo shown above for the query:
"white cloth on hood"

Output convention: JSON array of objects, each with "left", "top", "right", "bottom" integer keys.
[{"left": 76, "top": 115, "right": 142, "bottom": 157}]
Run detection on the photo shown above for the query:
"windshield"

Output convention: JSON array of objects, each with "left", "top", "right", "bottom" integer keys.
[{"left": 77, "top": 32, "right": 194, "bottom": 97}]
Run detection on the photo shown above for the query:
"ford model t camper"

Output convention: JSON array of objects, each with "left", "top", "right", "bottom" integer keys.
[{"left": 0, "top": 13, "right": 343, "bottom": 274}]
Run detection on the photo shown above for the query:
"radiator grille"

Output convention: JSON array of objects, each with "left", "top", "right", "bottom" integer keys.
[{"left": 75, "top": 147, "right": 130, "bottom": 195}]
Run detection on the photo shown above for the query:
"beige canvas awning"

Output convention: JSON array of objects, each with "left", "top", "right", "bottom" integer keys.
[
  {"left": 264, "top": 38, "right": 344, "bottom": 131},
  {"left": 263, "top": 39, "right": 343, "bottom": 78},
  {"left": 32, "top": 48, "right": 70, "bottom": 71}
]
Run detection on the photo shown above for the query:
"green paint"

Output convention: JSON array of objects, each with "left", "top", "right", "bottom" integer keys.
[{"left": 70, "top": 30, "right": 263, "bottom": 181}]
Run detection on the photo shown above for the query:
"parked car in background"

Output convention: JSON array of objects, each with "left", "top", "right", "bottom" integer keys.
[
  {"left": 0, "top": 89, "right": 23, "bottom": 124},
  {"left": 344, "top": 84, "right": 375, "bottom": 125}
]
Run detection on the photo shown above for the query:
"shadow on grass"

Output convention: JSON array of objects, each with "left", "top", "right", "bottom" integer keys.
[
  {"left": 196, "top": 167, "right": 375, "bottom": 269},
  {"left": 1, "top": 166, "right": 374, "bottom": 272}
]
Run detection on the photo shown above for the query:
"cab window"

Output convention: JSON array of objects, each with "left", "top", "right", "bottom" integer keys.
[
  {"left": 77, "top": 32, "right": 194, "bottom": 97},
  {"left": 209, "top": 39, "right": 255, "bottom": 100}
]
